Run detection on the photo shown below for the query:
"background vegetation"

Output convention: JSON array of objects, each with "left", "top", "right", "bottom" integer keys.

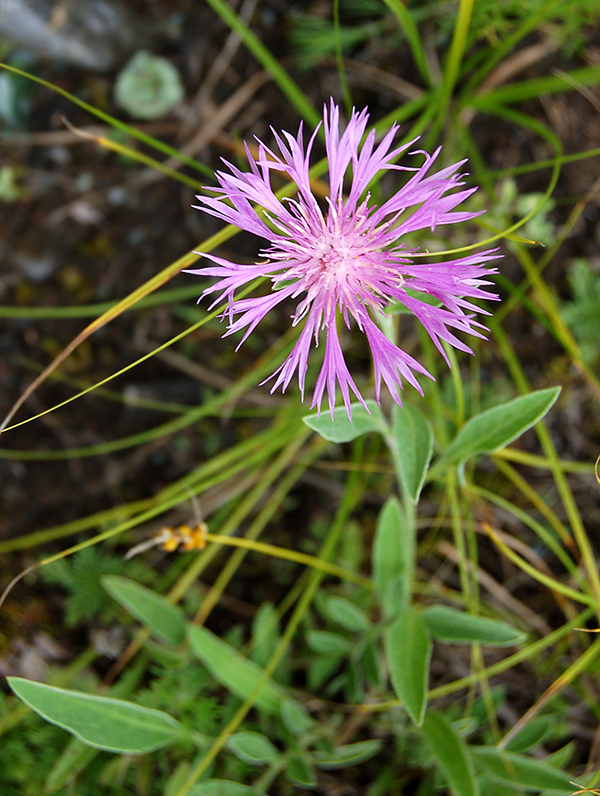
[{"left": 1, "top": 0, "right": 600, "bottom": 794}]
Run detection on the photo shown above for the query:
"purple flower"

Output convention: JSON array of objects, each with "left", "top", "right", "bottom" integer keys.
[{"left": 188, "top": 100, "right": 500, "bottom": 418}]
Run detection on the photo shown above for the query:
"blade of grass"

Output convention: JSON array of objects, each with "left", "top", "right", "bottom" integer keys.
[
  {"left": 0, "top": 285, "right": 205, "bottom": 320},
  {"left": 0, "top": 242, "right": 223, "bottom": 433},
  {"left": 488, "top": 146, "right": 600, "bottom": 180},
  {"left": 0, "top": 412, "right": 304, "bottom": 614},
  {"left": 0, "top": 273, "right": 256, "bottom": 434},
  {"left": 193, "top": 430, "right": 317, "bottom": 626},
  {"left": 471, "top": 64, "right": 600, "bottom": 109},
  {"left": 487, "top": 459, "right": 573, "bottom": 550},
  {"left": 16, "top": 357, "right": 193, "bottom": 415},
  {"left": 492, "top": 448, "right": 594, "bottom": 476},
  {"left": 204, "top": 0, "right": 320, "bottom": 128},
  {"left": 374, "top": 93, "right": 430, "bottom": 134},
  {"left": 421, "top": 104, "right": 561, "bottom": 256},
  {"left": 0, "top": 428, "right": 280, "bottom": 553},
  {"left": 207, "top": 532, "right": 372, "bottom": 589},
  {"left": 496, "top": 165, "right": 600, "bottom": 344},
  {"left": 61, "top": 118, "right": 206, "bottom": 191},
  {"left": 380, "top": 0, "right": 432, "bottom": 87},
  {"left": 459, "top": 0, "right": 562, "bottom": 98},
  {"left": 333, "top": 0, "right": 352, "bottom": 116},
  {"left": 498, "top": 636, "right": 600, "bottom": 750},
  {"left": 1, "top": 144, "right": 333, "bottom": 433},
  {"left": 485, "top": 525, "right": 594, "bottom": 607},
  {"left": 0, "top": 321, "right": 297, "bottom": 457},
  {"left": 0, "top": 62, "right": 214, "bottom": 177},
  {"left": 491, "top": 321, "right": 600, "bottom": 614},
  {"left": 427, "top": 0, "right": 474, "bottom": 145},
  {"left": 465, "top": 483, "right": 583, "bottom": 589}
]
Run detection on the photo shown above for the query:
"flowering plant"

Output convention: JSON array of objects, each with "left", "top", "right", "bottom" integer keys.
[{"left": 189, "top": 100, "right": 500, "bottom": 417}]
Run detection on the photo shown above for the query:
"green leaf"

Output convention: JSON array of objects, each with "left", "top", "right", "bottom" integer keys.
[
  {"left": 286, "top": 755, "right": 317, "bottom": 787},
  {"left": 187, "top": 625, "right": 284, "bottom": 714},
  {"left": 445, "top": 388, "right": 561, "bottom": 467},
  {"left": 372, "top": 498, "right": 410, "bottom": 619},
  {"left": 504, "top": 717, "right": 553, "bottom": 753},
  {"left": 303, "top": 400, "right": 386, "bottom": 442},
  {"left": 470, "top": 746, "right": 577, "bottom": 791},
  {"left": 250, "top": 601, "right": 280, "bottom": 668},
  {"left": 313, "top": 739, "right": 382, "bottom": 769},
  {"left": 306, "top": 630, "right": 353, "bottom": 656},
  {"left": 471, "top": 686, "right": 506, "bottom": 728},
  {"left": 323, "top": 596, "right": 370, "bottom": 633},
  {"left": 385, "top": 608, "right": 431, "bottom": 725},
  {"left": 545, "top": 740, "right": 575, "bottom": 770},
  {"left": 226, "top": 732, "right": 280, "bottom": 765},
  {"left": 280, "top": 698, "right": 314, "bottom": 736},
  {"left": 391, "top": 403, "right": 434, "bottom": 501},
  {"left": 103, "top": 575, "right": 186, "bottom": 645},
  {"left": 189, "top": 781, "right": 256, "bottom": 796},
  {"left": 422, "top": 711, "right": 478, "bottom": 796},
  {"left": 422, "top": 606, "right": 526, "bottom": 647},
  {"left": 308, "top": 656, "right": 341, "bottom": 691},
  {"left": 8, "top": 677, "right": 185, "bottom": 753},
  {"left": 363, "top": 640, "right": 383, "bottom": 689}
]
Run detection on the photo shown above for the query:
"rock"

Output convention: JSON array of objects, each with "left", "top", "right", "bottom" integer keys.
[{"left": 0, "top": 0, "right": 152, "bottom": 71}]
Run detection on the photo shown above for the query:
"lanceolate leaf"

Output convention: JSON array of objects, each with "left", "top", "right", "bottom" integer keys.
[
  {"left": 189, "top": 781, "right": 256, "bottom": 796},
  {"left": 385, "top": 608, "right": 431, "bottom": 725},
  {"left": 226, "top": 732, "right": 280, "bottom": 765},
  {"left": 103, "top": 575, "right": 186, "bottom": 645},
  {"left": 470, "top": 746, "right": 577, "bottom": 791},
  {"left": 187, "top": 625, "right": 284, "bottom": 714},
  {"left": 504, "top": 717, "right": 553, "bottom": 753},
  {"left": 422, "top": 606, "right": 526, "bottom": 646},
  {"left": 312, "top": 740, "right": 382, "bottom": 769},
  {"left": 444, "top": 387, "right": 561, "bottom": 466},
  {"left": 280, "top": 698, "right": 314, "bottom": 736},
  {"left": 373, "top": 497, "right": 411, "bottom": 619},
  {"left": 422, "top": 711, "right": 478, "bottom": 796},
  {"left": 324, "top": 595, "right": 370, "bottom": 633},
  {"left": 286, "top": 755, "right": 317, "bottom": 787},
  {"left": 8, "top": 677, "right": 185, "bottom": 753},
  {"left": 303, "top": 400, "right": 386, "bottom": 442},
  {"left": 391, "top": 403, "right": 434, "bottom": 501},
  {"left": 306, "top": 630, "right": 354, "bottom": 656}
]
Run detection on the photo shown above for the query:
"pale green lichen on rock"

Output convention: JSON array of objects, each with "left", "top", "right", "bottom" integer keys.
[{"left": 114, "top": 50, "right": 184, "bottom": 120}]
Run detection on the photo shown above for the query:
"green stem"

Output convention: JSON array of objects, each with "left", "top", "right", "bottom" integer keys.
[
  {"left": 427, "top": 0, "right": 475, "bottom": 145},
  {"left": 333, "top": 0, "right": 352, "bottom": 115},
  {"left": 380, "top": 0, "right": 431, "bottom": 87},
  {"left": 207, "top": 533, "right": 371, "bottom": 589}
]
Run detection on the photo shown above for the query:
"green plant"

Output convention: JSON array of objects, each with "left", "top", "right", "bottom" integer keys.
[{"left": 2, "top": 0, "right": 600, "bottom": 794}]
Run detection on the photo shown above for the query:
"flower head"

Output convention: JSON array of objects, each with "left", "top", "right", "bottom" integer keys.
[{"left": 188, "top": 100, "right": 500, "bottom": 417}]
